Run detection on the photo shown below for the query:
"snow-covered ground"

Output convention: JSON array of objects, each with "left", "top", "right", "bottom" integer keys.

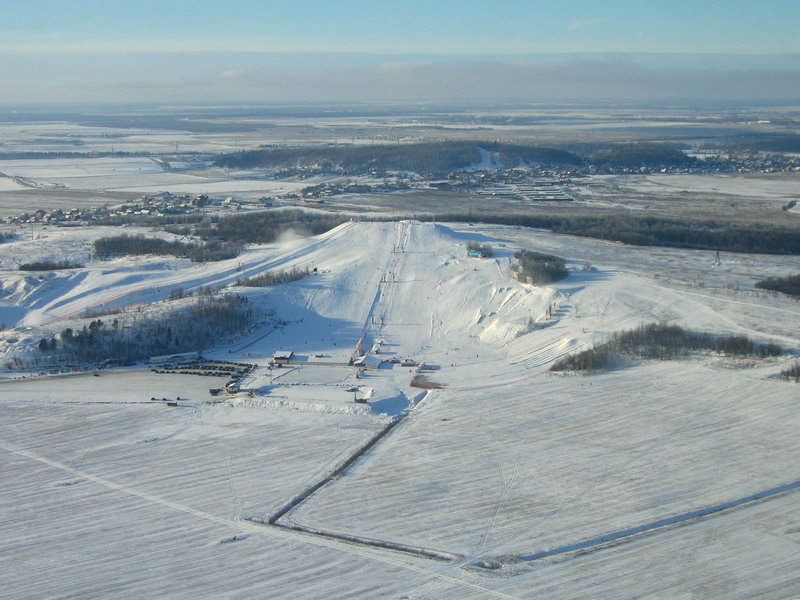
[
  {"left": 0, "top": 156, "right": 311, "bottom": 196},
  {"left": 0, "top": 220, "right": 798, "bottom": 598}
]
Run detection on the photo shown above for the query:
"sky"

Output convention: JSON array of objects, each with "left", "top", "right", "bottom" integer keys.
[{"left": 1, "top": 0, "right": 799, "bottom": 104}]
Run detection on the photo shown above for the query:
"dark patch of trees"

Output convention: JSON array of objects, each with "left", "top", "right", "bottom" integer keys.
[
  {"left": 410, "top": 374, "right": 445, "bottom": 389},
  {"left": 495, "top": 143, "right": 583, "bottom": 167},
  {"left": 779, "top": 363, "right": 800, "bottom": 383},
  {"left": 728, "top": 135, "right": 800, "bottom": 153},
  {"left": 467, "top": 242, "right": 494, "bottom": 257},
  {"left": 33, "top": 295, "right": 258, "bottom": 365},
  {"left": 170, "top": 210, "right": 348, "bottom": 245},
  {"left": 513, "top": 250, "right": 568, "bottom": 285},
  {"left": 93, "top": 234, "right": 241, "bottom": 262},
  {"left": 755, "top": 274, "right": 800, "bottom": 298},
  {"left": 551, "top": 323, "right": 782, "bottom": 373},
  {"left": 590, "top": 143, "right": 697, "bottom": 167},
  {"left": 214, "top": 142, "right": 582, "bottom": 174},
  {"left": 166, "top": 285, "right": 221, "bottom": 301},
  {"left": 236, "top": 267, "right": 310, "bottom": 287},
  {"left": 19, "top": 260, "right": 84, "bottom": 271},
  {"left": 550, "top": 347, "right": 613, "bottom": 373}
]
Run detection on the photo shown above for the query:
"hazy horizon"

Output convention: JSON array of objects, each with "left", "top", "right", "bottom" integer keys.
[{"left": 2, "top": 0, "right": 798, "bottom": 104}]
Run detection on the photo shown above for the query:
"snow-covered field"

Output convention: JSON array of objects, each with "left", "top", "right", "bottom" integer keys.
[
  {"left": 0, "top": 123, "right": 249, "bottom": 154},
  {"left": 0, "top": 156, "right": 311, "bottom": 196},
  {"left": 570, "top": 172, "right": 800, "bottom": 220},
  {"left": 0, "top": 219, "right": 798, "bottom": 598},
  {"left": 637, "top": 173, "right": 800, "bottom": 199}
]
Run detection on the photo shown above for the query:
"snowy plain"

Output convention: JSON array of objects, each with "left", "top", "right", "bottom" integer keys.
[{"left": 0, "top": 219, "right": 798, "bottom": 599}]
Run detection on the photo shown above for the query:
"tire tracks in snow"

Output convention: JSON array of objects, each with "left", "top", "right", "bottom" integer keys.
[{"left": 0, "top": 434, "right": 520, "bottom": 600}]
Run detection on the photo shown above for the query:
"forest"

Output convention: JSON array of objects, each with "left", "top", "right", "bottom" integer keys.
[
  {"left": 214, "top": 141, "right": 582, "bottom": 173},
  {"left": 93, "top": 234, "right": 241, "bottom": 262},
  {"left": 590, "top": 142, "right": 696, "bottom": 167},
  {"left": 727, "top": 134, "right": 800, "bottom": 153},
  {"left": 26, "top": 294, "right": 259, "bottom": 367}
]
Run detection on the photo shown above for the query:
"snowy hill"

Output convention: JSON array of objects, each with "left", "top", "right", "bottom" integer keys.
[{"left": 0, "top": 219, "right": 798, "bottom": 599}]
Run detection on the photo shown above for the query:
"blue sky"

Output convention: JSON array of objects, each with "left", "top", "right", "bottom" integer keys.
[
  {"left": 1, "top": 0, "right": 798, "bottom": 103},
  {"left": 3, "top": 0, "right": 799, "bottom": 54}
]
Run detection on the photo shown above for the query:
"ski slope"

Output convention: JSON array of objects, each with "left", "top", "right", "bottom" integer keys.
[{"left": 0, "top": 220, "right": 798, "bottom": 599}]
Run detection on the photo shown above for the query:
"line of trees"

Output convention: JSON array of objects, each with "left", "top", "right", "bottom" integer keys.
[
  {"left": 94, "top": 205, "right": 799, "bottom": 257},
  {"left": 235, "top": 267, "right": 310, "bottom": 287},
  {"left": 93, "top": 234, "right": 241, "bottom": 262},
  {"left": 168, "top": 210, "right": 348, "bottom": 245},
  {"left": 726, "top": 135, "right": 800, "bottom": 153},
  {"left": 755, "top": 274, "right": 800, "bottom": 298},
  {"left": 513, "top": 250, "right": 568, "bottom": 285},
  {"left": 590, "top": 143, "right": 696, "bottom": 167},
  {"left": 19, "top": 260, "right": 84, "bottom": 271},
  {"left": 551, "top": 323, "right": 782, "bottom": 373}
]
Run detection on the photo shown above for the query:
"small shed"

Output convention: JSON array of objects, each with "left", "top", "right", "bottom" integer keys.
[
  {"left": 353, "top": 355, "right": 384, "bottom": 370},
  {"left": 272, "top": 350, "right": 294, "bottom": 364}
]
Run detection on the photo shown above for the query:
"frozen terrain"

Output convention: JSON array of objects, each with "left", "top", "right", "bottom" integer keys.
[
  {"left": 0, "top": 220, "right": 798, "bottom": 599},
  {"left": 0, "top": 156, "right": 311, "bottom": 197}
]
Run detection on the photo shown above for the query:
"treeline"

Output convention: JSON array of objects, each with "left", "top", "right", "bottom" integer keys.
[
  {"left": 590, "top": 143, "right": 696, "bottom": 167},
  {"left": 19, "top": 260, "right": 83, "bottom": 271},
  {"left": 214, "top": 141, "right": 582, "bottom": 174},
  {"left": 413, "top": 213, "right": 800, "bottom": 255},
  {"left": 93, "top": 234, "right": 241, "bottom": 262},
  {"left": 215, "top": 142, "right": 481, "bottom": 173},
  {"left": 755, "top": 274, "right": 800, "bottom": 298},
  {"left": 513, "top": 250, "right": 568, "bottom": 285},
  {"left": 31, "top": 294, "right": 257, "bottom": 365},
  {"left": 727, "top": 135, "right": 800, "bottom": 153},
  {"left": 779, "top": 363, "right": 800, "bottom": 383},
  {"left": 494, "top": 143, "right": 583, "bottom": 167},
  {"left": 551, "top": 323, "right": 782, "bottom": 373},
  {"left": 236, "top": 267, "right": 310, "bottom": 287},
  {"left": 167, "top": 210, "right": 347, "bottom": 245}
]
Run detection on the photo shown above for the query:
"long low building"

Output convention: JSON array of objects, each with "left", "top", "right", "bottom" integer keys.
[{"left": 148, "top": 351, "right": 200, "bottom": 364}]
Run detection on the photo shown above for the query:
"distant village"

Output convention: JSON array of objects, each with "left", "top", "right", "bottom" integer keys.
[
  {"left": 3, "top": 148, "right": 799, "bottom": 225},
  {"left": 2, "top": 192, "right": 275, "bottom": 225}
]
